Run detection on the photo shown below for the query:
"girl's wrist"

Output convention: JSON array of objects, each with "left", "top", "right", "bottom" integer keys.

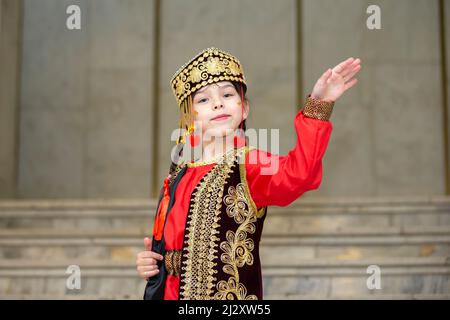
[
  {"left": 301, "top": 94, "right": 335, "bottom": 121},
  {"left": 310, "top": 93, "right": 334, "bottom": 103}
]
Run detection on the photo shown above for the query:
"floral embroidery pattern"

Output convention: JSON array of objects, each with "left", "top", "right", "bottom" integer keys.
[{"left": 214, "top": 183, "right": 258, "bottom": 300}]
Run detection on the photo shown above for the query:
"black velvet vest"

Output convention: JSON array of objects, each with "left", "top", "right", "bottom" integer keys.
[{"left": 144, "top": 146, "right": 267, "bottom": 300}]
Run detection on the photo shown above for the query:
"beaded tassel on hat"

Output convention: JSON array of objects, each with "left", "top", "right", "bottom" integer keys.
[{"left": 176, "top": 94, "right": 197, "bottom": 145}]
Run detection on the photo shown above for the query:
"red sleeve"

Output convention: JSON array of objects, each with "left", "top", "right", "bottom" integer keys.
[{"left": 245, "top": 110, "right": 333, "bottom": 208}]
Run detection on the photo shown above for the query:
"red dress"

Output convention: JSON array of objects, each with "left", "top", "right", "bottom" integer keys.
[{"left": 163, "top": 110, "right": 333, "bottom": 299}]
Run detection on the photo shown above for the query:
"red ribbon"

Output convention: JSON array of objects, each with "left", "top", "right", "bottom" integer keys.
[{"left": 152, "top": 176, "right": 171, "bottom": 241}]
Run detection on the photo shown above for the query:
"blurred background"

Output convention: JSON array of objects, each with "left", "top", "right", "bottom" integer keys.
[{"left": 0, "top": 0, "right": 449, "bottom": 299}]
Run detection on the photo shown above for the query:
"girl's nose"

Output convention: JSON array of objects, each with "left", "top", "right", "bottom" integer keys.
[{"left": 213, "top": 101, "right": 224, "bottom": 110}]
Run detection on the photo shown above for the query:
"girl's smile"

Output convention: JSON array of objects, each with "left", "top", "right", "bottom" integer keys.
[{"left": 211, "top": 114, "right": 231, "bottom": 121}]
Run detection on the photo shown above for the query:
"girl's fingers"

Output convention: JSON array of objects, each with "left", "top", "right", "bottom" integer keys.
[
  {"left": 333, "top": 57, "right": 354, "bottom": 74},
  {"left": 348, "top": 58, "right": 360, "bottom": 68},
  {"left": 326, "top": 69, "right": 333, "bottom": 82},
  {"left": 323, "top": 58, "right": 361, "bottom": 86},
  {"left": 320, "top": 68, "right": 332, "bottom": 82},
  {"left": 339, "top": 61, "right": 361, "bottom": 79},
  {"left": 140, "top": 269, "right": 159, "bottom": 279},
  {"left": 145, "top": 269, "right": 160, "bottom": 276},
  {"left": 144, "top": 237, "right": 152, "bottom": 251},
  {"left": 137, "top": 251, "right": 164, "bottom": 260},
  {"left": 344, "top": 78, "right": 358, "bottom": 91},
  {"left": 343, "top": 65, "right": 361, "bottom": 82},
  {"left": 137, "top": 264, "right": 160, "bottom": 280},
  {"left": 136, "top": 257, "right": 158, "bottom": 266},
  {"left": 139, "top": 265, "right": 159, "bottom": 272},
  {"left": 329, "top": 70, "right": 342, "bottom": 82}
]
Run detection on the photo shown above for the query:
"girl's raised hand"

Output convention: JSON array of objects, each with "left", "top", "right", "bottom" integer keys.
[{"left": 311, "top": 57, "right": 361, "bottom": 102}]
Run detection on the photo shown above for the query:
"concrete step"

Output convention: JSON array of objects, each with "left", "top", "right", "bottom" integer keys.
[
  {"left": 0, "top": 257, "right": 448, "bottom": 297},
  {"left": 0, "top": 227, "right": 448, "bottom": 260},
  {"left": 1, "top": 197, "right": 448, "bottom": 299},
  {"left": 1, "top": 225, "right": 450, "bottom": 237},
  {"left": 0, "top": 199, "right": 155, "bottom": 230},
  {"left": 0, "top": 196, "right": 449, "bottom": 230}
]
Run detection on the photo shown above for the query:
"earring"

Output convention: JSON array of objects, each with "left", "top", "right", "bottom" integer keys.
[
  {"left": 189, "top": 133, "right": 200, "bottom": 147},
  {"left": 188, "top": 125, "right": 200, "bottom": 148}
]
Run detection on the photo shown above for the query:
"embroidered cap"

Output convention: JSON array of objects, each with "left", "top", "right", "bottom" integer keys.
[{"left": 170, "top": 47, "right": 247, "bottom": 106}]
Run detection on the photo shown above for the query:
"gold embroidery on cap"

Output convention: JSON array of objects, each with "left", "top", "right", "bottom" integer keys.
[{"left": 170, "top": 47, "right": 247, "bottom": 107}]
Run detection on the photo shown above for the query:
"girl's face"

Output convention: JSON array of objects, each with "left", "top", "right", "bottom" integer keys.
[{"left": 192, "top": 81, "right": 249, "bottom": 139}]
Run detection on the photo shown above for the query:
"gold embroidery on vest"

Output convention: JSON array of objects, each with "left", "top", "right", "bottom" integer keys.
[
  {"left": 239, "top": 146, "right": 266, "bottom": 218},
  {"left": 179, "top": 150, "right": 237, "bottom": 300},
  {"left": 169, "top": 164, "right": 184, "bottom": 184},
  {"left": 214, "top": 180, "right": 258, "bottom": 300}
]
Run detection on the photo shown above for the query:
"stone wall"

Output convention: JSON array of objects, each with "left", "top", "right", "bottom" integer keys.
[
  {"left": 0, "top": 0, "right": 448, "bottom": 199},
  {"left": 18, "top": 0, "right": 154, "bottom": 198}
]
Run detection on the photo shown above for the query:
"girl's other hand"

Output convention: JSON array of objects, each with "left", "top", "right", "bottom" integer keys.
[
  {"left": 136, "top": 237, "right": 164, "bottom": 280},
  {"left": 311, "top": 57, "right": 361, "bottom": 102}
]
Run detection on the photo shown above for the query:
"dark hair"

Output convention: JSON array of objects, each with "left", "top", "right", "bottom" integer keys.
[
  {"left": 168, "top": 80, "right": 249, "bottom": 177},
  {"left": 230, "top": 81, "right": 248, "bottom": 131}
]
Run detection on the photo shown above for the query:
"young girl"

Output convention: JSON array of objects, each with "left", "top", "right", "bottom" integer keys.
[{"left": 137, "top": 47, "right": 361, "bottom": 300}]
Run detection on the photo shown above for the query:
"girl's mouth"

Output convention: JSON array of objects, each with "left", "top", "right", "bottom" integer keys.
[{"left": 211, "top": 114, "right": 231, "bottom": 121}]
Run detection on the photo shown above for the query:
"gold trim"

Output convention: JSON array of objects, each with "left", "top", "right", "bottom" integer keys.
[
  {"left": 239, "top": 147, "right": 266, "bottom": 219},
  {"left": 169, "top": 164, "right": 184, "bottom": 184},
  {"left": 186, "top": 147, "right": 240, "bottom": 168},
  {"left": 164, "top": 250, "right": 182, "bottom": 276},
  {"left": 179, "top": 150, "right": 237, "bottom": 299},
  {"left": 186, "top": 160, "right": 217, "bottom": 168},
  {"left": 302, "top": 95, "right": 335, "bottom": 121}
]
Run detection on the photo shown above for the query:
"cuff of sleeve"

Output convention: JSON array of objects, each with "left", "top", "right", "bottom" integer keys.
[{"left": 301, "top": 94, "right": 335, "bottom": 121}]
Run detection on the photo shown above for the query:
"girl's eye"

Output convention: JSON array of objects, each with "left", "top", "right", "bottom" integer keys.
[{"left": 196, "top": 94, "right": 233, "bottom": 103}]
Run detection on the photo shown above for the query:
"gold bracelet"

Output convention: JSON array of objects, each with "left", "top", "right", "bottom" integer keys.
[{"left": 302, "top": 94, "right": 335, "bottom": 121}]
